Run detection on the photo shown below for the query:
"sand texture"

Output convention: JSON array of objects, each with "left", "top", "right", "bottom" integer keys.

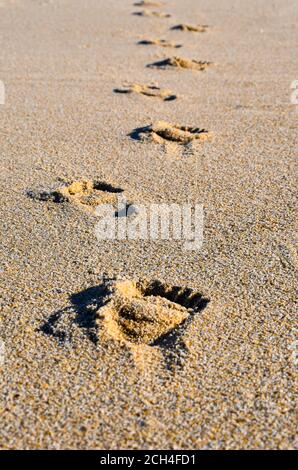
[{"left": 0, "top": 0, "right": 297, "bottom": 450}]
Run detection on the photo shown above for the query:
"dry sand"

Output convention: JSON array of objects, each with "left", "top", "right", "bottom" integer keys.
[{"left": 0, "top": 0, "right": 297, "bottom": 450}]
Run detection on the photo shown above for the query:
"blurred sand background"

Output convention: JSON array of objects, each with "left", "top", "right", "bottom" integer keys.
[{"left": 0, "top": 0, "right": 297, "bottom": 449}]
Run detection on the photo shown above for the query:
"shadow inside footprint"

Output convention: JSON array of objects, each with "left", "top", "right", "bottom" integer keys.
[
  {"left": 137, "top": 39, "right": 182, "bottom": 48},
  {"left": 147, "top": 58, "right": 173, "bottom": 69},
  {"left": 40, "top": 283, "right": 110, "bottom": 345},
  {"left": 128, "top": 125, "right": 152, "bottom": 141},
  {"left": 114, "top": 88, "right": 130, "bottom": 94},
  {"left": 163, "top": 94, "right": 177, "bottom": 101},
  {"left": 92, "top": 181, "right": 123, "bottom": 193}
]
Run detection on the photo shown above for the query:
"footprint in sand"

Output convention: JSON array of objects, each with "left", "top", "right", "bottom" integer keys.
[
  {"left": 138, "top": 38, "right": 182, "bottom": 48},
  {"left": 134, "top": 1, "right": 164, "bottom": 6},
  {"left": 114, "top": 83, "right": 177, "bottom": 101},
  {"left": 147, "top": 56, "right": 213, "bottom": 71},
  {"left": 133, "top": 10, "right": 171, "bottom": 18},
  {"left": 27, "top": 180, "right": 129, "bottom": 215},
  {"left": 129, "top": 121, "right": 211, "bottom": 145},
  {"left": 98, "top": 278, "right": 209, "bottom": 346},
  {"left": 171, "top": 24, "right": 210, "bottom": 33},
  {"left": 41, "top": 277, "right": 209, "bottom": 370}
]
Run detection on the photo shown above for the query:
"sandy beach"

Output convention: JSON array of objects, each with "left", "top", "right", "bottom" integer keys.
[{"left": 0, "top": 0, "right": 297, "bottom": 449}]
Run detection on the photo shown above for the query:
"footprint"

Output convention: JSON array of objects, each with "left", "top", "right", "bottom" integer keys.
[
  {"left": 114, "top": 83, "right": 177, "bottom": 101},
  {"left": 98, "top": 278, "right": 209, "bottom": 346},
  {"left": 27, "top": 180, "right": 126, "bottom": 214},
  {"left": 138, "top": 38, "right": 182, "bottom": 48},
  {"left": 41, "top": 278, "right": 209, "bottom": 370},
  {"left": 133, "top": 10, "right": 171, "bottom": 18},
  {"left": 134, "top": 1, "right": 164, "bottom": 6},
  {"left": 147, "top": 56, "right": 213, "bottom": 71},
  {"left": 130, "top": 121, "right": 211, "bottom": 145},
  {"left": 171, "top": 24, "right": 210, "bottom": 33}
]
